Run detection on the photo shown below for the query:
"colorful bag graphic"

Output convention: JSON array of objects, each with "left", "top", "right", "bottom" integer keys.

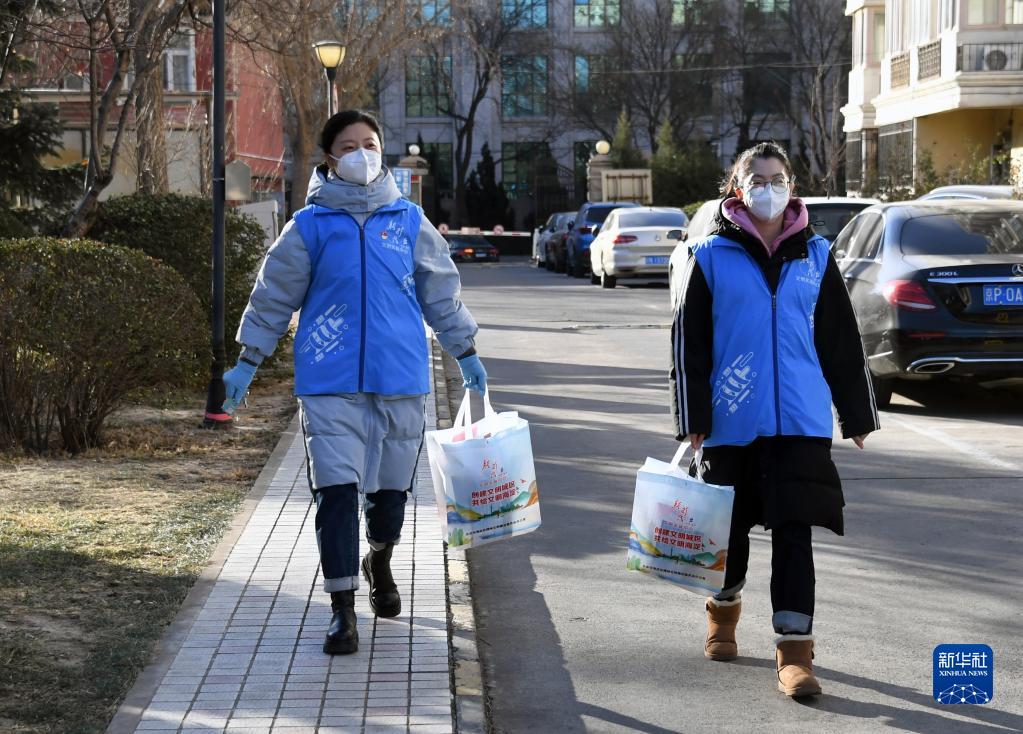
[
  {"left": 627, "top": 443, "right": 734, "bottom": 594},
  {"left": 425, "top": 391, "right": 541, "bottom": 548}
]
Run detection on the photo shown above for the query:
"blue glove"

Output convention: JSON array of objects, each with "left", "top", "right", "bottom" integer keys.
[
  {"left": 222, "top": 359, "right": 258, "bottom": 414},
  {"left": 457, "top": 353, "right": 487, "bottom": 396}
]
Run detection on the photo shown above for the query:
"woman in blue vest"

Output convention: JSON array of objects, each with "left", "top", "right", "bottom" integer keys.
[
  {"left": 670, "top": 142, "right": 879, "bottom": 698},
  {"left": 221, "top": 110, "right": 486, "bottom": 655}
]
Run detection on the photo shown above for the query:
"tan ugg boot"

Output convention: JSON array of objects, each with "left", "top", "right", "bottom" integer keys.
[
  {"left": 704, "top": 596, "right": 741, "bottom": 661},
  {"left": 775, "top": 635, "right": 822, "bottom": 697}
]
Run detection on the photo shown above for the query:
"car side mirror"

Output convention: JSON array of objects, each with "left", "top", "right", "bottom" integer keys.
[
  {"left": 834, "top": 249, "right": 847, "bottom": 259},
  {"left": 667, "top": 229, "right": 683, "bottom": 240},
  {"left": 567, "top": 221, "right": 574, "bottom": 230}
]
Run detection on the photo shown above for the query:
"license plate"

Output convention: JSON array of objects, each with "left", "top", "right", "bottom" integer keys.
[
  {"left": 476, "top": 252, "right": 488, "bottom": 258},
  {"left": 646, "top": 256, "right": 669, "bottom": 265},
  {"left": 983, "top": 284, "right": 1023, "bottom": 307}
]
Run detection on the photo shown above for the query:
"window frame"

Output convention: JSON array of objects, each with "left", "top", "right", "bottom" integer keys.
[
  {"left": 405, "top": 55, "right": 452, "bottom": 119},
  {"left": 573, "top": 0, "right": 621, "bottom": 28},
  {"left": 163, "top": 31, "right": 196, "bottom": 93},
  {"left": 501, "top": 55, "right": 549, "bottom": 118}
]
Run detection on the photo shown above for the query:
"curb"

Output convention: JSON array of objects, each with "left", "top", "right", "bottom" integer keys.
[
  {"left": 105, "top": 412, "right": 301, "bottom": 734},
  {"left": 431, "top": 340, "right": 489, "bottom": 734}
]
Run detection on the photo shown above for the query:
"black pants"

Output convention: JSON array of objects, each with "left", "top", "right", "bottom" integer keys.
[
  {"left": 701, "top": 442, "right": 816, "bottom": 635},
  {"left": 312, "top": 482, "right": 408, "bottom": 593}
]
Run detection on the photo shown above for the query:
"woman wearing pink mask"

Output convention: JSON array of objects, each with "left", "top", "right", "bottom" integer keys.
[
  {"left": 222, "top": 110, "right": 486, "bottom": 655},
  {"left": 670, "top": 142, "right": 879, "bottom": 698}
]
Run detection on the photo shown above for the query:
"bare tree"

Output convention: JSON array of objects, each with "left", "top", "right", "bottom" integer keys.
[
  {"left": 231, "top": 0, "right": 425, "bottom": 213},
  {"left": 783, "top": 0, "right": 850, "bottom": 194}
]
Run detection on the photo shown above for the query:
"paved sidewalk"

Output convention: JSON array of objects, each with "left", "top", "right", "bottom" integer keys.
[{"left": 110, "top": 392, "right": 455, "bottom": 734}]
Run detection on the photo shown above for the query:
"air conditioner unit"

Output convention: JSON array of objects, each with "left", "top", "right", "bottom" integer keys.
[{"left": 979, "top": 44, "right": 1020, "bottom": 72}]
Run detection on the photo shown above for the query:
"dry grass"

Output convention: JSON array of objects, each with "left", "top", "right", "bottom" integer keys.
[{"left": 0, "top": 366, "right": 297, "bottom": 733}]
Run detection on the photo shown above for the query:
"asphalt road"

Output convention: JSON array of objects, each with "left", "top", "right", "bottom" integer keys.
[{"left": 454, "top": 258, "right": 1023, "bottom": 734}]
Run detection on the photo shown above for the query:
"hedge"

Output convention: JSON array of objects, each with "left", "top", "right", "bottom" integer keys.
[
  {"left": 0, "top": 237, "right": 205, "bottom": 453},
  {"left": 89, "top": 193, "right": 267, "bottom": 346}
]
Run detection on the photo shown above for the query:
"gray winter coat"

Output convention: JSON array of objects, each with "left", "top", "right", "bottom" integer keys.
[{"left": 235, "top": 166, "right": 477, "bottom": 491}]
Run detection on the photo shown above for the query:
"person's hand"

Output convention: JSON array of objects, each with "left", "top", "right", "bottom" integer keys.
[
  {"left": 688, "top": 433, "right": 706, "bottom": 452},
  {"left": 852, "top": 434, "right": 868, "bottom": 449},
  {"left": 222, "top": 360, "right": 258, "bottom": 414},
  {"left": 457, "top": 353, "right": 487, "bottom": 396}
]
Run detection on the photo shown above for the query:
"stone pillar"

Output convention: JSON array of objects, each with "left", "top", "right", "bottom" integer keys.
[{"left": 586, "top": 152, "right": 613, "bottom": 203}]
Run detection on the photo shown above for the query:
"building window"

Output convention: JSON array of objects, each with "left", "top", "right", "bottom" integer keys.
[
  {"left": 163, "top": 32, "right": 195, "bottom": 92},
  {"left": 503, "top": 0, "right": 548, "bottom": 27},
  {"left": 502, "top": 142, "right": 546, "bottom": 198},
  {"left": 501, "top": 56, "right": 548, "bottom": 117},
  {"left": 966, "top": 0, "right": 999, "bottom": 24},
  {"left": 846, "top": 131, "right": 863, "bottom": 191},
  {"left": 574, "top": 0, "right": 620, "bottom": 27},
  {"left": 406, "top": 56, "right": 451, "bottom": 118},
  {"left": 744, "top": 54, "right": 790, "bottom": 115},
  {"left": 574, "top": 55, "right": 614, "bottom": 92},
  {"left": 871, "top": 12, "right": 886, "bottom": 65},
  {"left": 414, "top": 142, "right": 454, "bottom": 193},
  {"left": 878, "top": 121, "right": 913, "bottom": 189},
  {"left": 409, "top": 0, "right": 451, "bottom": 25},
  {"left": 745, "top": 0, "right": 789, "bottom": 21},
  {"left": 671, "top": 0, "right": 710, "bottom": 24},
  {"left": 1008, "top": 0, "right": 1023, "bottom": 23}
]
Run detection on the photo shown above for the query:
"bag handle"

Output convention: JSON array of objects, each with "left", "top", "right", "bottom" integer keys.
[
  {"left": 453, "top": 389, "right": 498, "bottom": 439},
  {"left": 670, "top": 440, "right": 705, "bottom": 481}
]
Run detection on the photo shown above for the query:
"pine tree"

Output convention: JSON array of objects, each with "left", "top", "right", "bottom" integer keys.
[
  {"left": 465, "top": 144, "right": 511, "bottom": 229},
  {"left": 649, "top": 118, "right": 722, "bottom": 207},
  {"left": 610, "top": 109, "right": 647, "bottom": 169}
]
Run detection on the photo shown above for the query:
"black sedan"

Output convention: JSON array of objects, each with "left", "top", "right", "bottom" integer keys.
[
  {"left": 446, "top": 234, "right": 499, "bottom": 263},
  {"left": 834, "top": 200, "right": 1023, "bottom": 407}
]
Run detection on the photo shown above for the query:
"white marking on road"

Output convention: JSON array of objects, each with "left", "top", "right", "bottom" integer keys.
[{"left": 883, "top": 414, "right": 1021, "bottom": 473}]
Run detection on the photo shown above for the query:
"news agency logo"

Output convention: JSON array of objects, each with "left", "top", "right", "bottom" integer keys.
[{"left": 933, "top": 644, "right": 993, "bottom": 705}]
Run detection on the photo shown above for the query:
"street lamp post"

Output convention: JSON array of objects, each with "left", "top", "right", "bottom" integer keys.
[
  {"left": 202, "top": 0, "right": 229, "bottom": 429},
  {"left": 313, "top": 41, "right": 346, "bottom": 118}
]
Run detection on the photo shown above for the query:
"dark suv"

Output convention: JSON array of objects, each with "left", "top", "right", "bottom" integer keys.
[{"left": 564, "top": 201, "right": 641, "bottom": 278}]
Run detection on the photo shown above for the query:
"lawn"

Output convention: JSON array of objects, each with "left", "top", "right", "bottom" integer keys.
[{"left": 0, "top": 364, "right": 297, "bottom": 733}]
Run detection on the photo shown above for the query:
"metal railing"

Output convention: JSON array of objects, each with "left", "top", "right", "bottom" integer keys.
[
  {"left": 917, "top": 39, "right": 941, "bottom": 80},
  {"left": 957, "top": 43, "right": 1023, "bottom": 72},
  {"left": 890, "top": 52, "right": 910, "bottom": 88}
]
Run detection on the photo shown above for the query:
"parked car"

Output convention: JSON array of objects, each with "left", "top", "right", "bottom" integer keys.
[
  {"left": 533, "top": 211, "right": 575, "bottom": 270},
  {"left": 588, "top": 207, "right": 687, "bottom": 288},
  {"left": 669, "top": 196, "right": 878, "bottom": 309},
  {"left": 919, "top": 185, "right": 1015, "bottom": 201},
  {"left": 834, "top": 199, "right": 1023, "bottom": 407},
  {"left": 802, "top": 196, "right": 879, "bottom": 243},
  {"left": 447, "top": 234, "right": 499, "bottom": 263},
  {"left": 564, "top": 201, "right": 642, "bottom": 278}
]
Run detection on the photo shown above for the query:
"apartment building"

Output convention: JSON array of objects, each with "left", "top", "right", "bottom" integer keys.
[
  {"left": 375, "top": 0, "right": 799, "bottom": 228},
  {"left": 843, "top": 0, "right": 1023, "bottom": 194}
]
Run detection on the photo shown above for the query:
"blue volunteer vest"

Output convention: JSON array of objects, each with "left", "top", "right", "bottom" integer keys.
[
  {"left": 291, "top": 198, "right": 429, "bottom": 396},
  {"left": 692, "top": 234, "right": 834, "bottom": 447}
]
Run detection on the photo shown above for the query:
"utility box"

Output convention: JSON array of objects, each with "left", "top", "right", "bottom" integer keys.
[{"left": 601, "top": 169, "right": 653, "bottom": 204}]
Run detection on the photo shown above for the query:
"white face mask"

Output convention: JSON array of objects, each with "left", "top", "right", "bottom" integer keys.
[
  {"left": 329, "top": 147, "right": 382, "bottom": 185},
  {"left": 744, "top": 183, "right": 790, "bottom": 222}
]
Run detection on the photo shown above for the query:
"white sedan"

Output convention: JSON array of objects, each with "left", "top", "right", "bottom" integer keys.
[{"left": 588, "top": 207, "right": 688, "bottom": 289}]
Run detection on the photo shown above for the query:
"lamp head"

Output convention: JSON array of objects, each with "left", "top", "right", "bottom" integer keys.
[
  {"left": 312, "top": 41, "right": 346, "bottom": 70},
  {"left": 408, "top": 144, "right": 421, "bottom": 156},
  {"left": 595, "top": 140, "right": 611, "bottom": 155}
]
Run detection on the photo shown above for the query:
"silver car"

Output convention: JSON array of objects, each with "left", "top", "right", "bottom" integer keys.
[{"left": 588, "top": 207, "right": 688, "bottom": 289}]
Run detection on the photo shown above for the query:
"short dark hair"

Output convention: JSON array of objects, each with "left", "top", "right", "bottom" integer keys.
[
  {"left": 319, "top": 109, "right": 383, "bottom": 154},
  {"left": 720, "top": 141, "right": 795, "bottom": 197}
]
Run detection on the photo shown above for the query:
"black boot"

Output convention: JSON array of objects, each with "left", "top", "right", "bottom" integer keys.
[
  {"left": 323, "top": 590, "right": 358, "bottom": 655},
  {"left": 361, "top": 543, "right": 401, "bottom": 617}
]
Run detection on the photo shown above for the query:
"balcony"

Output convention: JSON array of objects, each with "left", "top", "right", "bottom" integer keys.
[
  {"left": 890, "top": 52, "right": 910, "bottom": 88},
  {"left": 917, "top": 39, "right": 941, "bottom": 81},
  {"left": 957, "top": 43, "right": 1023, "bottom": 73}
]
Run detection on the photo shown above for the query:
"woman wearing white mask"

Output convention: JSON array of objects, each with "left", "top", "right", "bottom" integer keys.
[
  {"left": 670, "top": 142, "right": 879, "bottom": 698},
  {"left": 221, "top": 110, "right": 487, "bottom": 655}
]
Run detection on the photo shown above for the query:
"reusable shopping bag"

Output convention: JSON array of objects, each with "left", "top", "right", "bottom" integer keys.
[
  {"left": 425, "top": 391, "right": 541, "bottom": 548},
  {"left": 626, "top": 442, "right": 734, "bottom": 594}
]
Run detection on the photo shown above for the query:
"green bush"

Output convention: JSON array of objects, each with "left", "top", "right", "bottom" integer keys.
[
  {"left": 0, "top": 237, "right": 205, "bottom": 453},
  {"left": 683, "top": 200, "right": 708, "bottom": 220},
  {"left": 0, "top": 206, "right": 33, "bottom": 239},
  {"left": 89, "top": 193, "right": 267, "bottom": 346}
]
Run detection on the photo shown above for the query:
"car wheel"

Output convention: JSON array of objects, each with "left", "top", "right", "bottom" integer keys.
[
  {"left": 601, "top": 271, "right": 617, "bottom": 289},
  {"left": 871, "top": 374, "right": 893, "bottom": 409}
]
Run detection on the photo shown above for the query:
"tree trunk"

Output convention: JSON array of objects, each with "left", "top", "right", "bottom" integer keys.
[
  {"left": 289, "top": 123, "right": 316, "bottom": 215},
  {"left": 135, "top": 56, "right": 169, "bottom": 194},
  {"left": 62, "top": 179, "right": 107, "bottom": 237}
]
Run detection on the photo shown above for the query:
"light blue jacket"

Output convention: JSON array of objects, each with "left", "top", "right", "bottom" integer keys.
[
  {"left": 236, "top": 167, "right": 477, "bottom": 395},
  {"left": 692, "top": 234, "right": 834, "bottom": 447}
]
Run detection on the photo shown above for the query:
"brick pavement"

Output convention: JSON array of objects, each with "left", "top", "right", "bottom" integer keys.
[{"left": 119, "top": 395, "right": 455, "bottom": 734}]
